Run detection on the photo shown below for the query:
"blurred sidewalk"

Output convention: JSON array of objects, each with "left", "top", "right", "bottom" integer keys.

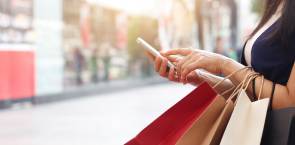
[
  {"left": 0, "top": 83, "right": 195, "bottom": 145},
  {"left": 33, "top": 76, "right": 168, "bottom": 105}
]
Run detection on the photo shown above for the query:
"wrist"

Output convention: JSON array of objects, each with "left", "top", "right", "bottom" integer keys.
[
  {"left": 189, "top": 70, "right": 203, "bottom": 85},
  {"left": 220, "top": 57, "right": 234, "bottom": 75}
]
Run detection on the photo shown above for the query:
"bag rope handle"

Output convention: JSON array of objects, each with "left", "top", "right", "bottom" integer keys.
[
  {"left": 226, "top": 72, "right": 259, "bottom": 103},
  {"left": 213, "top": 66, "right": 251, "bottom": 89},
  {"left": 257, "top": 75, "right": 265, "bottom": 100}
]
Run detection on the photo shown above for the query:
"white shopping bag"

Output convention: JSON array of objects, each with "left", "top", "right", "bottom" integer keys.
[{"left": 220, "top": 89, "right": 270, "bottom": 145}]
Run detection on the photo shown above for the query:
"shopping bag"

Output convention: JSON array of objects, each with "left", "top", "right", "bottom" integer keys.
[
  {"left": 176, "top": 68, "right": 253, "bottom": 145},
  {"left": 261, "top": 107, "right": 295, "bottom": 145},
  {"left": 220, "top": 73, "right": 270, "bottom": 145},
  {"left": 125, "top": 67, "right": 251, "bottom": 145},
  {"left": 125, "top": 82, "right": 228, "bottom": 145},
  {"left": 194, "top": 100, "right": 234, "bottom": 145},
  {"left": 219, "top": 73, "right": 269, "bottom": 145}
]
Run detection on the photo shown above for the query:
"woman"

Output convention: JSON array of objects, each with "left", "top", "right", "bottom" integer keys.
[{"left": 147, "top": 0, "right": 295, "bottom": 109}]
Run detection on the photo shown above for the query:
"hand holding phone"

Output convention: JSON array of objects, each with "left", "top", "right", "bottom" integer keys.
[{"left": 136, "top": 37, "right": 175, "bottom": 68}]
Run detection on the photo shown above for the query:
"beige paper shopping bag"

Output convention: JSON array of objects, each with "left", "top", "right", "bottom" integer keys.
[
  {"left": 202, "top": 100, "right": 234, "bottom": 145},
  {"left": 176, "top": 68, "right": 254, "bottom": 145},
  {"left": 175, "top": 95, "right": 233, "bottom": 145},
  {"left": 126, "top": 67, "right": 251, "bottom": 145},
  {"left": 220, "top": 75, "right": 270, "bottom": 145}
]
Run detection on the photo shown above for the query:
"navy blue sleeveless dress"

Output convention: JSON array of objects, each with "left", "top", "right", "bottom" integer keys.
[{"left": 241, "top": 21, "right": 295, "bottom": 85}]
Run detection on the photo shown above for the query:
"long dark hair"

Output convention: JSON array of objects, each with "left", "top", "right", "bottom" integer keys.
[{"left": 250, "top": 0, "right": 295, "bottom": 47}]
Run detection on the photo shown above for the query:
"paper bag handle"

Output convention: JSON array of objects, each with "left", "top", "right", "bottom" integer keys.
[
  {"left": 226, "top": 72, "right": 259, "bottom": 102},
  {"left": 213, "top": 66, "right": 251, "bottom": 89},
  {"left": 257, "top": 75, "right": 265, "bottom": 100}
]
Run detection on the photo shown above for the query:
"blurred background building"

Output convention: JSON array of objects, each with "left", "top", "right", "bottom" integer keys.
[
  {"left": 0, "top": 0, "right": 262, "bottom": 106},
  {"left": 0, "top": 0, "right": 265, "bottom": 144}
]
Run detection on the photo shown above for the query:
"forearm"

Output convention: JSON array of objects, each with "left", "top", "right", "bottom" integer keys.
[
  {"left": 193, "top": 70, "right": 235, "bottom": 98},
  {"left": 163, "top": 47, "right": 295, "bottom": 108},
  {"left": 222, "top": 59, "right": 295, "bottom": 109}
]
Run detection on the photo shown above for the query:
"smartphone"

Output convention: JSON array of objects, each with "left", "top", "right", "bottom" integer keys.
[{"left": 136, "top": 37, "right": 175, "bottom": 70}]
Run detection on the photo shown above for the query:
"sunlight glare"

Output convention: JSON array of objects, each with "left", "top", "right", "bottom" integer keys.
[{"left": 87, "top": 0, "right": 158, "bottom": 16}]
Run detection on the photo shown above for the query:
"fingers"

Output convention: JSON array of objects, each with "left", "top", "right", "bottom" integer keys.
[
  {"left": 168, "top": 66, "right": 179, "bottom": 82},
  {"left": 159, "top": 58, "right": 168, "bottom": 77},
  {"left": 181, "top": 55, "right": 196, "bottom": 72},
  {"left": 181, "top": 57, "right": 203, "bottom": 83},
  {"left": 167, "top": 55, "right": 181, "bottom": 62},
  {"left": 155, "top": 56, "right": 169, "bottom": 77},
  {"left": 176, "top": 54, "right": 193, "bottom": 76},
  {"left": 155, "top": 56, "right": 178, "bottom": 81},
  {"left": 154, "top": 56, "right": 162, "bottom": 72},
  {"left": 179, "top": 56, "right": 196, "bottom": 83},
  {"left": 154, "top": 48, "right": 208, "bottom": 84},
  {"left": 161, "top": 48, "right": 192, "bottom": 56},
  {"left": 175, "top": 52, "right": 204, "bottom": 83},
  {"left": 168, "top": 66, "right": 175, "bottom": 80}
]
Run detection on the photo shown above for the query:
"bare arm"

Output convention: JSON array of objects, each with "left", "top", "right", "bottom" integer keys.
[
  {"left": 222, "top": 59, "right": 295, "bottom": 109},
  {"left": 192, "top": 70, "right": 235, "bottom": 98},
  {"left": 163, "top": 48, "right": 295, "bottom": 109}
]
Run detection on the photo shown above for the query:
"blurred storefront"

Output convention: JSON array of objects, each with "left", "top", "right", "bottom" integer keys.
[
  {"left": 0, "top": 0, "right": 35, "bottom": 107},
  {"left": 34, "top": 0, "right": 64, "bottom": 96},
  {"left": 157, "top": 0, "right": 241, "bottom": 58},
  {"left": 0, "top": 0, "right": 259, "bottom": 106},
  {"left": 158, "top": 0, "right": 198, "bottom": 50},
  {"left": 63, "top": 0, "right": 158, "bottom": 87},
  {"left": 192, "top": 0, "right": 257, "bottom": 60},
  {"left": 194, "top": 0, "right": 238, "bottom": 53},
  {"left": 0, "top": 0, "right": 160, "bottom": 106}
]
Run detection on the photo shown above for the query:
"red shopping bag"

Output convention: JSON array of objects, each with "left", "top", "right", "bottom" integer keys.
[{"left": 125, "top": 82, "right": 223, "bottom": 145}]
